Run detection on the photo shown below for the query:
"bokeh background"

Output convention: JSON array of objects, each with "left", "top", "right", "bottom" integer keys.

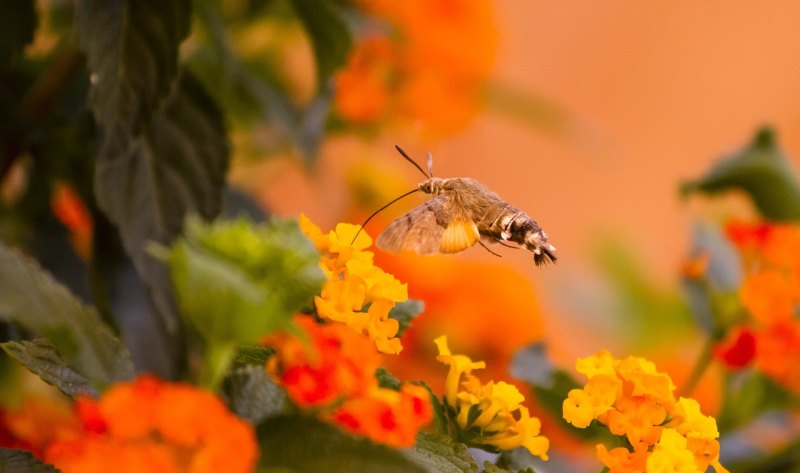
[{"left": 237, "top": 0, "right": 800, "bottom": 369}]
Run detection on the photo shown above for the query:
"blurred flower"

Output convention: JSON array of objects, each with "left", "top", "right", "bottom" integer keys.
[
  {"left": 50, "top": 182, "right": 93, "bottom": 260},
  {"left": 435, "top": 336, "right": 549, "bottom": 460},
  {"left": 41, "top": 376, "right": 257, "bottom": 473},
  {"left": 721, "top": 220, "right": 800, "bottom": 393},
  {"left": 334, "top": 0, "right": 496, "bottom": 137},
  {"left": 266, "top": 315, "right": 432, "bottom": 447},
  {"left": 1, "top": 396, "right": 79, "bottom": 458},
  {"left": 300, "top": 214, "right": 407, "bottom": 354},
  {"left": 563, "top": 350, "right": 727, "bottom": 473}
]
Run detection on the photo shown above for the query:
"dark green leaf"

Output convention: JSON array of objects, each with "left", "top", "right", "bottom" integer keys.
[
  {"left": 165, "top": 216, "right": 324, "bottom": 345},
  {"left": 682, "top": 127, "right": 800, "bottom": 221},
  {"left": 0, "top": 0, "right": 36, "bottom": 68},
  {"left": 1, "top": 339, "right": 97, "bottom": 397},
  {"left": 389, "top": 299, "right": 425, "bottom": 337},
  {"left": 0, "top": 449, "right": 59, "bottom": 473},
  {"left": 405, "top": 433, "right": 478, "bottom": 473},
  {"left": 75, "top": 0, "right": 191, "bottom": 153},
  {"left": 0, "top": 244, "right": 134, "bottom": 389},
  {"left": 289, "top": 0, "right": 352, "bottom": 90},
  {"left": 375, "top": 367, "right": 401, "bottom": 390},
  {"left": 258, "top": 415, "right": 425, "bottom": 472},
  {"left": 223, "top": 365, "right": 286, "bottom": 424},
  {"left": 482, "top": 462, "right": 536, "bottom": 473},
  {"left": 95, "top": 72, "right": 229, "bottom": 334},
  {"left": 234, "top": 345, "right": 275, "bottom": 366}
]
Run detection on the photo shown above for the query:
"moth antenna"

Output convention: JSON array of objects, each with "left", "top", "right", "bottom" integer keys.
[
  {"left": 427, "top": 152, "right": 434, "bottom": 177},
  {"left": 394, "top": 145, "right": 429, "bottom": 178},
  {"left": 351, "top": 188, "right": 421, "bottom": 244}
]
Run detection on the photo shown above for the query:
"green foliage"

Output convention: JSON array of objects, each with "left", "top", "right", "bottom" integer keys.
[
  {"left": 222, "top": 365, "right": 286, "bottom": 424},
  {"left": 682, "top": 127, "right": 800, "bottom": 221},
  {"left": 165, "top": 216, "right": 324, "bottom": 345},
  {"left": 1, "top": 339, "right": 98, "bottom": 397},
  {"left": 288, "top": 0, "right": 352, "bottom": 91},
  {"left": 389, "top": 299, "right": 425, "bottom": 337},
  {"left": 258, "top": 416, "right": 426, "bottom": 472},
  {"left": 0, "top": 244, "right": 134, "bottom": 391},
  {"left": 0, "top": 449, "right": 58, "bottom": 473},
  {"left": 406, "top": 433, "right": 479, "bottom": 473}
]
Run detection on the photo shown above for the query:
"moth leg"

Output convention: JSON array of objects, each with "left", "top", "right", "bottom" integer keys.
[
  {"left": 496, "top": 240, "right": 520, "bottom": 249},
  {"left": 478, "top": 240, "right": 503, "bottom": 257}
]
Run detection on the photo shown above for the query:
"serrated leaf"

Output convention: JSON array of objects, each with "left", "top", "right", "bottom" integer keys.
[
  {"left": 258, "top": 415, "right": 426, "bottom": 472},
  {"left": 222, "top": 365, "right": 286, "bottom": 424},
  {"left": 375, "top": 367, "right": 401, "bottom": 390},
  {"left": 0, "top": 0, "right": 36, "bottom": 68},
  {"left": 405, "top": 433, "right": 478, "bottom": 473},
  {"left": 682, "top": 127, "right": 800, "bottom": 221},
  {"left": 0, "top": 244, "right": 134, "bottom": 390},
  {"left": 95, "top": 72, "right": 229, "bottom": 333},
  {"left": 0, "top": 449, "right": 59, "bottom": 473},
  {"left": 1, "top": 339, "right": 97, "bottom": 397},
  {"left": 289, "top": 0, "right": 352, "bottom": 90},
  {"left": 75, "top": 0, "right": 191, "bottom": 153},
  {"left": 389, "top": 299, "right": 424, "bottom": 337}
]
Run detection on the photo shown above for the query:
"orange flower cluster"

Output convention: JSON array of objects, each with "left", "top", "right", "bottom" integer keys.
[
  {"left": 1, "top": 396, "right": 79, "bottom": 458},
  {"left": 435, "top": 336, "right": 550, "bottom": 460},
  {"left": 718, "top": 221, "right": 800, "bottom": 392},
  {"left": 40, "top": 376, "right": 257, "bottom": 473},
  {"left": 334, "top": 0, "right": 496, "bottom": 136},
  {"left": 299, "top": 214, "right": 407, "bottom": 354},
  {"left": 563, "top": 350, "right": 727, "bottom": 473},
  {"left": 266, "top": 316, "right": 432, "bottom": 448}
]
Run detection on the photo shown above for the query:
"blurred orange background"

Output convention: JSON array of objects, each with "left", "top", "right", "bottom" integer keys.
[{"left": 237, "top": 2, "right": 800, "bottom": 370}]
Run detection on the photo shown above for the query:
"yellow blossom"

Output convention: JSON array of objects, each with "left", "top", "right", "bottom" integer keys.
[
  {"left": 646, "top": 429, "right": 702, "bottom": 473},
  {"left": 434, "top": 336, "right": 549, "bottom": 461},
  {"left": 300, "top": 214, "right": 407, "bottom": 354}
]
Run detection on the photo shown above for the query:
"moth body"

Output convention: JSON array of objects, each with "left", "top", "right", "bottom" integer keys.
[{"left": 378, "top": 176, "right": 557, "bottom": 265}]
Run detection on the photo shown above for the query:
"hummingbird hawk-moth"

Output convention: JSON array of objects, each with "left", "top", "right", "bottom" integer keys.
[{"left": 361, "top": 146, "right": 557, "bottom": 266}]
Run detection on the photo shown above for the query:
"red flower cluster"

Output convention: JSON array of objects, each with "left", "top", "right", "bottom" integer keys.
[
  {"left": 266, "top": 316, "right": 432, "bottom": 447},
  {"left": 716, "top": 221, "right": 800, "bottom": 392}
]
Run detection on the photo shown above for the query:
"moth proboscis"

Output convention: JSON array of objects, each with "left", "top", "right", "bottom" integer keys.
[{"left": 355, "top": 146, "right": 557, "bottom": 266}]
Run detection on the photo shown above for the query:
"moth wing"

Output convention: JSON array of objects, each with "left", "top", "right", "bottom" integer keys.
[{"left": 377, "top": 196, "right": 480, "bottom": 255}]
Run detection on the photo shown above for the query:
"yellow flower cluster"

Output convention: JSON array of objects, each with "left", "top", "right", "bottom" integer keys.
[
  {"left": 299, "top": 214, "right": 408, "bottom": 354},
  {"left": 435, "top": 336, "right": 549, "bottom": 460},
  {"left": 563, "top": 350, "right": 728, "bottom": 473}
]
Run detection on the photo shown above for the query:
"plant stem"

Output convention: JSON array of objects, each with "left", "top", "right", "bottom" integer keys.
[
  {"left": 199, "top": 342, "right": 236, "bottom": 392},
  {"left": 679, "top": 334, "right": 716, "bottom": 398}
]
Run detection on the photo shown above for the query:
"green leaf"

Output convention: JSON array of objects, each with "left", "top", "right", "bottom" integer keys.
[
  {"left": 716, "top": 371, "right": 795, "bottom": 433},
  {"left": 0, "top": 0, "right": 36, "bottom": 68},
  {"left": 165, "top": 216, "right": 324, "bottom": 346},
  {"left": 375, "top": 367, "right": 402, "bottom": 390},
  {"left": 389, "top": 299, "right": 425, "bottom": 337},
  {"left": 0, "top": 449, "right": 59, "bottom": 473},
  {"left": 482, "top": 462, "right": 536, "bottom": 473},
  {"left": 95, "top": 72, "right": 229, "bottom": 333},
  {"left": 682, "top": 127, "right": 800, "bottom": 221},
  {"left": 0, "top": 244, "right": 134, "bottom": 390},
  {"left": 1, "top": 339, "right": 98, "bottom": 397},
  {"left": 258, "top": 415, "right": 426, "bottom": 472},
  {"left": 75, "top": 0, "right": 191, "bottom": 153},
  {"left": 289, "top": 0, "right": 352, "bottom": 90},
  {"left": 404, "top": 433, "right": 478, "bottom": 473},
  {"left": 222, "top": 365, "right": 286, "bottom": 424},
  {"left": 234, "top": 344, "right": 275, "bottom": 366}
]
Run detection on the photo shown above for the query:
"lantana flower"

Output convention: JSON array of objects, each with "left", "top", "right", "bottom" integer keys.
[
  {"left": 563, "top": 350, "right": 727, "bottom": 473},
  {"left": 717, "top": 220, "right": 800, "bottom": 392},
  {"left": 266, "top": 315, "right": 432, "bottom": 448},
  {"left": 300, "top": 214, "right": 407, "bottom": 354},
  {"left": 434, "top": 335, "right": 550, "bottom": 460},
  {"left": 31, "top": 376, "right": 258, "bottom": 473}
]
